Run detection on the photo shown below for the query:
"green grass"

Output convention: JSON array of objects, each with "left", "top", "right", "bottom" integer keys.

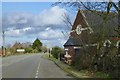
[
  {"left": 42, "top": 53, "right": 110, "bottom": 78},
  {"left": 42, "top": 53, "right": 58, "bottom": 62},
  {"left": 95, "top": 71, "right": 109, "bottom": 78},
  {"left": 59, "top": 63, "right": 110, "bottom": 78}
]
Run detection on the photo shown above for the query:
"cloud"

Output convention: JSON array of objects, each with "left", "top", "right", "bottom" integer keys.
[
  {"left": 23, "top": 27, "right": 32, "bottom": 31},
  {"left": 5, "top": 27, "right": 32, "bottom": 37},
  {"left": 38, "top": 28, "right": 64, "bottom": 40},
  {"left": 3, "top": 6, "right": 67, "bottom": 29},
  {"left": 33, "top": 6, "right": 67, "bottom": 26},
  {"left": 2, "top": 6, "right": 70, "bottom": 47},
  {"left": 6, "top": 28, "right": 24, "bottom": 37},
  {"left": 2, "top": 6, "right": 68, "bottom": 37},
  {"left": 38, "top": 27, "right": 68, "bottom": 48},
  {"left": 2, "top": 13, "right": 34, "bottom": 34},
  {"left": 41, "top": 38, "right": 67, "bottom": 48}
]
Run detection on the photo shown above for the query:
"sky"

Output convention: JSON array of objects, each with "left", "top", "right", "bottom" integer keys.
[
  {"left": 2, "top": 2, "right": 75, "bottom": 48},
  {"left": 1, "top": 1, "right": 118, "bottom": 48}
]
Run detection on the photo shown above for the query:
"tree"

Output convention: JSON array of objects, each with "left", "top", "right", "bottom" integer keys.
[
  {"left": 51, "top": 46, "right": 63, "bottom": 59},
  {"left": 11, "top": 42, "right": 23, "bottom": 54},
  {"left": 32, "top": 38, "right": 42, "bottom": 52}
]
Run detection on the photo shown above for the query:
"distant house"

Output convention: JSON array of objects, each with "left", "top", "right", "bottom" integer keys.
[{"left": 11, "top": 42, "right": 24, "bottom": 54}]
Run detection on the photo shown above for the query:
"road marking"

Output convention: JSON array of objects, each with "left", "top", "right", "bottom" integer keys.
[
  {"left": 37, "top": 70, "right": 39, "bottom": 73},
  {"left": 36, "top": 72, "right": 39, "bottom": 75},
  {"left": 35, "top": 76, "right": 38, "bottom": 78},
  {"left": 35, "top": 61, "right": 40, "bottom": 78}
]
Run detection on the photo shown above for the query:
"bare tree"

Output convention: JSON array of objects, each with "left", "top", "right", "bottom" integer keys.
[
  {"left": 53, "top": 1, "right": 120, "bottom": 74},
  {"left": 62, "top": 12, "right": 73, "bottom": 29},
  {"left": 61, "top": 12, "right": 73, "bottom": 39},
  {"left": 53, "top": 1, "right": 120, "bottom": 37}
]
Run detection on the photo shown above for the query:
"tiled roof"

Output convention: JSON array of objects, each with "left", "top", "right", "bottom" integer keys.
[
  {"left": 64, "top": 9, "right": 118, "bottom": 47},
  {"left": 64, "top": 37, "right": 83, "bottom": 46}
]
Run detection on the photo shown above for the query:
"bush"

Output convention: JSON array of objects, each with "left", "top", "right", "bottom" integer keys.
[
  {"left": 51, "top": 46, "right": 63, "bottom": 59},
  {"left": 25, "top": 47, "right": 33, "bottom": 53},
  {"left": 72, "top": 47, "right": 95, "bottom": 70}
]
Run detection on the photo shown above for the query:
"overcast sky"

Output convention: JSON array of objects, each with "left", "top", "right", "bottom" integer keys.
[{"left": 2, "top": 2, "right": 76, "bottom": 48}]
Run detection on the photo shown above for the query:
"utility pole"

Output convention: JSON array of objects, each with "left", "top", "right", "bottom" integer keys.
[
  {"left": 2, "top": 30, "right": 5, "bottom": 56},
  {"left": 49, "top": 48, "right": 50, "bottom": 58}
]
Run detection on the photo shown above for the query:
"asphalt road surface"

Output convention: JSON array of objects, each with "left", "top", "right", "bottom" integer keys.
[{"left": 2, "top": 53, "right": 73, "bottom": 78}]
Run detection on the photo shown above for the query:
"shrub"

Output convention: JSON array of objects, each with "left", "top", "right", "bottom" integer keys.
[
  {"left": 51, "top": 46, "right": 63, "bottom": 59},
  {"left": 25, "top": 47, "right": 33, "bottom": 53}
]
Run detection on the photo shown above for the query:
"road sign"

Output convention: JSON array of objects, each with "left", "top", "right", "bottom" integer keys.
[{"left": 17, "top": 49, "right": 25, "bottom": 53}]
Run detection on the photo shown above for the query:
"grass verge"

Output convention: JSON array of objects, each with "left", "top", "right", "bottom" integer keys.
[
  {"left": 42, "top": 53, "right": 58, "bottom": 62},
  {"left": 42, "top": 53, "right": 110, "bottom": 78}
]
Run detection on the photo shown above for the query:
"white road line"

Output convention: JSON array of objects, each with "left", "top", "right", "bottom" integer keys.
[
  {"left": 35, "top": 61, "right": 40, "bottom": 78},
  {"left": 37, "top": 70, "right": 39, "bottom": 73},
  {"left": 35, "top": 76, "right": 38, "bottom": 78},
  {"left": 36, "top": 72, "right": 39, "bottom": 75},
  {"left": 37, "top": 62, "right": 40, "bottom": 70}
]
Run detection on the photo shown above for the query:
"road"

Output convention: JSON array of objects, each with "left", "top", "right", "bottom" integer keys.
[{"left": 2, "top": 53, "right": 73, "bottom": 78}]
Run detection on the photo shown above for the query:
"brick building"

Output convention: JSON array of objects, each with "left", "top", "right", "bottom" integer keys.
[{"left": 64, "top": 9, "right": 96, "bottom": 65}]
